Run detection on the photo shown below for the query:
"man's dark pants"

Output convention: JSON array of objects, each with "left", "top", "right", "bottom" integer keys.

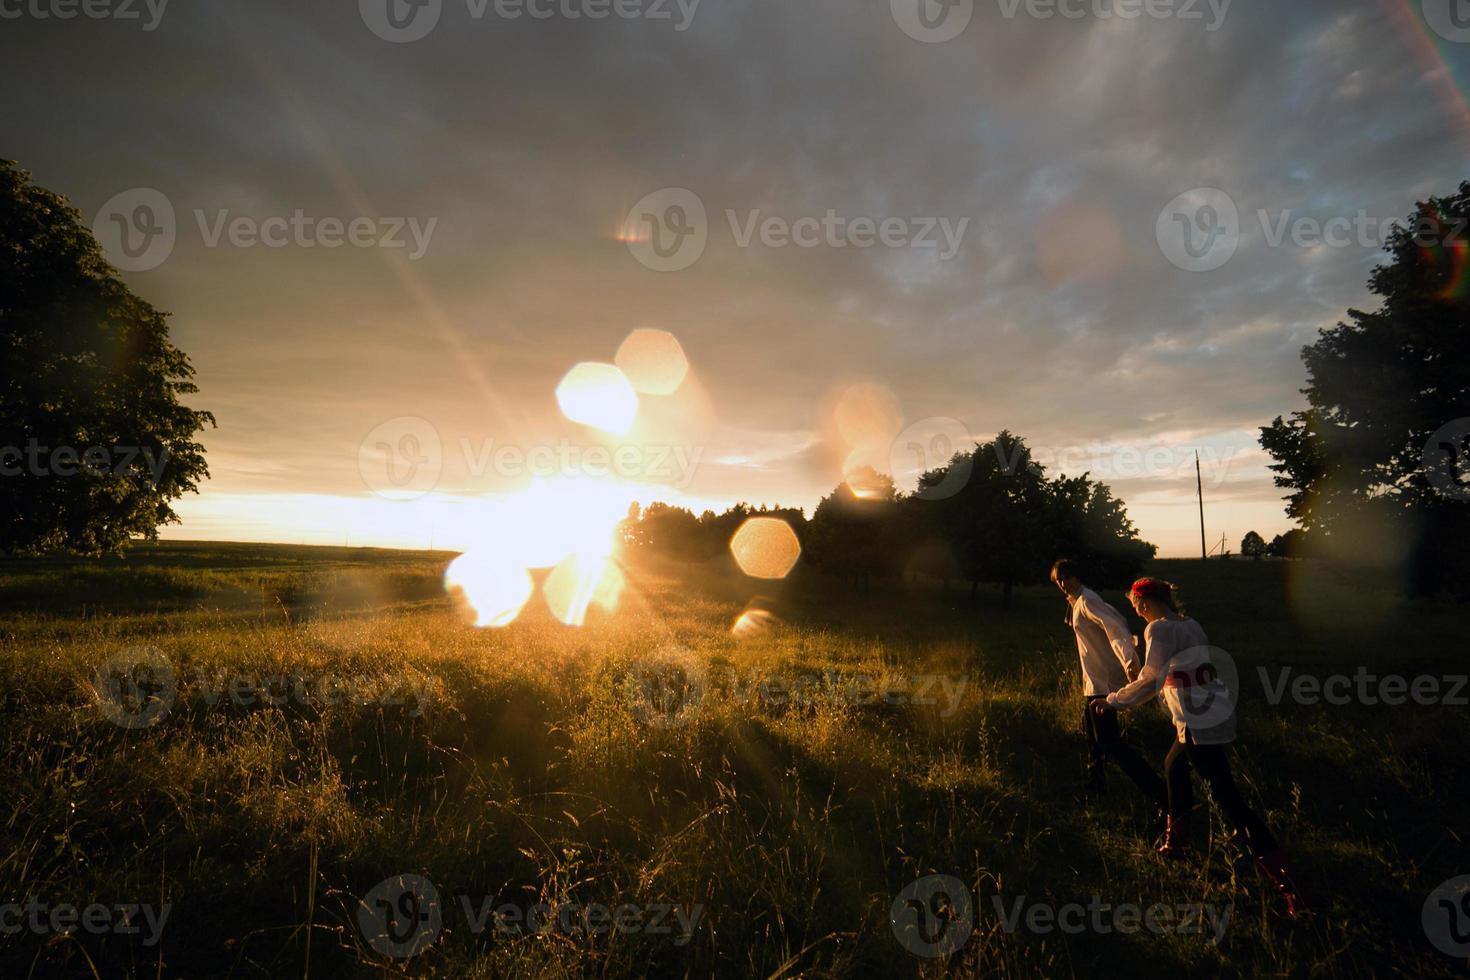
[{"left": 1084, "top": 695, "right": 1167, "bottom": 809}]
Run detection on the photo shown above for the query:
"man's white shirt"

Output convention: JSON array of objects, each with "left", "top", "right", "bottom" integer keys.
[{"left": 1069, "top": 587, "right": 1140, "bottom": 696}]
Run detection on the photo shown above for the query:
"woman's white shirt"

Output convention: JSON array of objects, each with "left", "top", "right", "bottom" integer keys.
[{"left": 1105, "top": 617, "right": 1237, "bottom": 745}]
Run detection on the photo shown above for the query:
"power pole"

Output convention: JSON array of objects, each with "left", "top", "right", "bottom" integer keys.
[{"left": 1196, "top": 451, "right": 1208, "bottom": 561}]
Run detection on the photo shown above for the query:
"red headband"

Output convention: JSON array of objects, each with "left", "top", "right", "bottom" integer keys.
[{"left": 1129, "top": 578, "right": 1172, "bottom": 600}]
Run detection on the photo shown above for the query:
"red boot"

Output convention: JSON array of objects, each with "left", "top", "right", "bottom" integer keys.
[
  {"left": 1255, "top": 849, "right": 1311, "bottom": 919},
  {"left": 1157, "top": 813, "right": 1190, "bottom": 860}
]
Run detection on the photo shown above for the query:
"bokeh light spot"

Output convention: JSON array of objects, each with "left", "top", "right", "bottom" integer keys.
[
  {"left": 557, "top": 362, "right": 639, "bottom": 434},
  {"left": 730, "top": 517, "right": 801, "bottom": 579},
  {"left": 842, "top": 448, "right": 893, "bottom": 499},
  {"left": 543, "top": 553, "right": 625, "bottom": 626},
  {"left": 615, "top": 328, "right": 690, "bottom": 396},
  {"left": 732, "top": 607, "right": 780, "bottom": 638},
  {"left": 834, "top": 383, "right": 903, "bottom": 453}
]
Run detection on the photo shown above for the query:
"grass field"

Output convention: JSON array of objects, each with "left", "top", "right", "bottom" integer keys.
[{"left": 1, "top": 541, "right": 1466, "bottom": 978}]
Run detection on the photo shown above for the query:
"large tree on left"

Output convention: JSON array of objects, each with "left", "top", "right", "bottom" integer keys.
[{"left": 1, "top": 160, "right": 213, "bottom": 554}]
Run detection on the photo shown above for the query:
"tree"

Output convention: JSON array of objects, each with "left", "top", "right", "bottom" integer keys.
[
  {"left": 1260, "top": 182, "right": 1470, "bottom": 593},
  {"left": 1267, "top": 528, "right": 1306, "bottom": 559},
  {"left": 807, "top": 468, "right": 899, "bottom": 591},
  {"left": 1041, "top": 472, "right": 1156, "bottom": 586},
  {"left": 961, "top": 432, "right": 1052, "bottom": 606},
  {"left": 0, "top": 161, "right": 213, "bottom": 555},
  {"left": 912, "top": 431, "right": 1154, "bottom": 605},
  {"left": 1240, "top": 531, "right": 1267, "bottom": 559},
  {"left": 623, "top": 500, "right": 807, "bottom": 569},
  {"left": 625, "top": 501, "right": 706, "bottom": 564}
]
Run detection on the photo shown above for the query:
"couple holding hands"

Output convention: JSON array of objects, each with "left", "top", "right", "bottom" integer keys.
[{"left": 1050, "top": 559, "right": 1309, "bottom": 920}]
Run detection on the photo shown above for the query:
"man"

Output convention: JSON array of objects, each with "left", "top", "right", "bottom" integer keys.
[{"left": 1050, "top": 559, "right": 1168, "bottom": 815}]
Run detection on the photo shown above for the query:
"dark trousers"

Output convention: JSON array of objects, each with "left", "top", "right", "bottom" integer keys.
[
  {"left": 1084, "top": 696, "right": 1167, "bottom": 809},
  {"left": 1164, "top": 733, "right": 1279, "bottom": 856}
]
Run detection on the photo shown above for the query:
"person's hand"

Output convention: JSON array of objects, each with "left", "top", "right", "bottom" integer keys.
[{"left": 1091, "top": 699, "right": 1115, "bottom": 719}]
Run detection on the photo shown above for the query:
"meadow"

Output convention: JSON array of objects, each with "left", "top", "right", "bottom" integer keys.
[{"left": 1, "top": 541, "right": 1466, "bottom": 978}]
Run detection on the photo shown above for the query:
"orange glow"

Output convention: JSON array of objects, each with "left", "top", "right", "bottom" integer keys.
[
  {"left": 842, "top": 448, "right": 891, "bottom": 498},
  {"left": 834, "top": 383, "right": 903, "bottom": 452},
  {"left": 556, "top": 362, "right": 639, "bottom": 434},
  {"left": 730, "top": 517, "right": 801, "bottom": 579},
  {"left": 615, "top": 328, "right": 690, "bottom": 396},
  {"left": 444, "top": 551, "right": 534, "bottom": 627},
  {"left": 544, "top": 553, "right": 625, "bottom": 626},
  {"left": 732, "top": 607, "right": 779, "bottom": 637},
  {"left": 444, "top": 476, "right": 634, "bottom": 628}
]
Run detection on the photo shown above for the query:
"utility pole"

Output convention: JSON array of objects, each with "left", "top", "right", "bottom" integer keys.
[{"left": 1196, "top": 451, "right": 1208, "bottom": 561}]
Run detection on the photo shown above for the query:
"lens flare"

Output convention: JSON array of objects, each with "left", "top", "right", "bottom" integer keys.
[
  {"left": 732, "top": 607, "right": 780, "bottom": 638},
  {"left": 557, "top": 362, "right": 639, "bottom": 434},
  {"left": 544, "top": 553, "right": 625, "bottom": 626},
  {"left": 444, "top": 476, "right": 635, "bottom": 628},
  {"left": 842, "top": 449, "right": 892, "bottom": 499},
  {"left": 730, "top": 517, "right": 802, "bottom": 579},
  {"left": 444, "top": 551, "right": 534, "bottom": 627},
  {"left": 834, "top": 383, "right": 903, "bottom": 453},
  {"left": 615, "top": 328, "right": 690, "bottom": 396}
]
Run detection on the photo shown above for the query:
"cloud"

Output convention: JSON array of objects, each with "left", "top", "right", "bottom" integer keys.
[{"left": 3, "top": 0, "right": 1465, "bottom": 554}]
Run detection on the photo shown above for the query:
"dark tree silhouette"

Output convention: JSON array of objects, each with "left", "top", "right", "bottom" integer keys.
[
  {"left": 1040, "top": 471, "right": 1156, "bottom": 587},
  {"left": 807, "top": 467, "right": 898, "bottom": 591},
  {"left": 623, "top": 501, "right": 807, "bottom": 569},
  {"left": 1267, "top": 528, "right": 1307, "bottom": 559},
  {"left": 621, "top": 431, "right": 1153, "bottom": 602},
  {"left": 1260, "top": 182, "right": 1470, "bottom": 593},
  {"left": 916, "top": 431, "right": 1154, "bottom": 605},
  {"left": 1, "top": 161, "right": 213, "bottom": 555},
  {"left": 625, "top": 501, "right": 706, "bottom": 564},
  {"left": 1241, "top": 531, "right": 1268, "bottom": 559}
]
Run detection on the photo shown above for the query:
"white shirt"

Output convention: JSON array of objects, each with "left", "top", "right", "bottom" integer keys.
[
  {"left": 1106, "top": 617, "right": 1237, "bottom": 745},
  {"left": 1068, "top": 587, "right": 1140, "bottom": 697}
]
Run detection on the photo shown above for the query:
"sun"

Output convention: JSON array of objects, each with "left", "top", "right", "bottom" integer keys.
[{"left": 444, "top": 476, "right": 637, "bottom": 628}]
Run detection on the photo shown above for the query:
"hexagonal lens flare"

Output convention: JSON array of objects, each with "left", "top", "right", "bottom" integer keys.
[
  {"left": 615, "top": 328, "right": 690, "bottom": 396},
  {"left": 556, "top": 362, "right": 639, "bottom": 434},
  {"left": 729, "top": 517, "right": 801, "bottom": 579}
]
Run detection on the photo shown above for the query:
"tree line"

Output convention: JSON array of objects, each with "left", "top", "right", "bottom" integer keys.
[
  {"left": 620, "top": 430, "right": 1157, "bottom": 604},
  {"left": 5, "top": 153, "right": 1465, "bottom": 598}
]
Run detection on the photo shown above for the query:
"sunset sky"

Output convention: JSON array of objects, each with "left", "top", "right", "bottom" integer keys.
[{"left": 5, "top": 0, "right": 1470, "bottom": 555}]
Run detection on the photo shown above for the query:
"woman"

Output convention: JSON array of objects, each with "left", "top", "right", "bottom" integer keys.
[{"left": 1093, "top": 577, "right": 1309, "bottom": 918}]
